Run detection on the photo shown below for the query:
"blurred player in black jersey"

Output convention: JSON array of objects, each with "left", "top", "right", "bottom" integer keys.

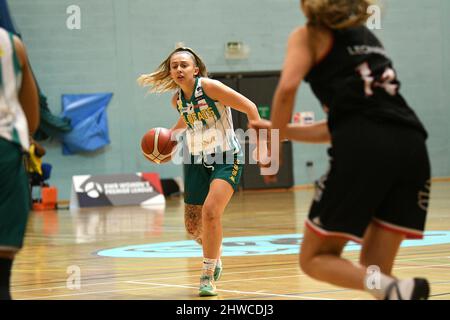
[{"left": 251, "top": 0, "right": 431, "bottom": 300}]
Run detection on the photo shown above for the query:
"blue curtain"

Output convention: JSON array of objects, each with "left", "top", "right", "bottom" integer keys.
[{"left": 61, "top": 93, "right": 113, "bottom": 155}]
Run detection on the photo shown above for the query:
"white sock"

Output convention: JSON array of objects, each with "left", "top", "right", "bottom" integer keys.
[
  {"left": 385, "top": 279, "right": 416, "bottom": 300},
  {"left": 216, "top": 259, "right": 222, "bottom": 268},
  {"left": 202, "top": 258, "right": 217, "bottom": 276},
  {"left": 364, "top": 268, "right": 395, "bottom": 300}
]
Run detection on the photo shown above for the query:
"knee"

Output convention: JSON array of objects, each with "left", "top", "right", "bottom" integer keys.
[{"left": 202, "top": 204, "right": 221, "bottom": 222}]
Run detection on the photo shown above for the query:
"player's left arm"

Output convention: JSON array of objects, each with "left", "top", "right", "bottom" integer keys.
[
  {"left": 269, "top": 26, "right": 314, "bottom": 140},
  {"left": 285, "top": 120, "right": 331, "bottom": 144},
  {"left": 201, "top": 78, "right": 260, "bottom": 122}
]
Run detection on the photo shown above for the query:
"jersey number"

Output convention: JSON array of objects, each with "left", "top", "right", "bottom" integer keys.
[{"left": 357, "top": 62, "right": 398, "bottom": 97}]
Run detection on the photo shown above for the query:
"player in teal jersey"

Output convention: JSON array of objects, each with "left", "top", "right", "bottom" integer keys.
[
  {"left": 0, "top": 28, "right": 39, "bottom": 300},
  {"left": 138, "top": 47, "right": 261, "bottom": 296}
]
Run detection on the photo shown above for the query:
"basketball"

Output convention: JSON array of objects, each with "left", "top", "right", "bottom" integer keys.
[{"left": 141, "top": 127, "right": 177, "bottom": 164}]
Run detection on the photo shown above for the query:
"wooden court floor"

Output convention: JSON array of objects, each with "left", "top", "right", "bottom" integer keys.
[{"left": 11, "top": 180, "right": 450, "bottom": 300}]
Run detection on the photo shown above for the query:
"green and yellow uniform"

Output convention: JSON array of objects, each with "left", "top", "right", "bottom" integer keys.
[
  {"left": 177, "top": 77, "right": 243, "bottom": 205},
  {"left": 0, "top": 28, "right": 30, "bottom": 251}
]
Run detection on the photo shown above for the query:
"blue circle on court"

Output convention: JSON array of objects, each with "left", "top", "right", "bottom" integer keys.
[
  {"left": 97, "top": 231, "right": 450, "bottom": 258},
  {"left": 96, "top": 231, "right": 450, "bottom": 258}
]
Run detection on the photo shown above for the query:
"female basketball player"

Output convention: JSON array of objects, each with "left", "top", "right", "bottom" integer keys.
[
  {"left": 250, "top": 0, "right": 431, "bottom": 300},
  {"left": 0, "top": 28, "right": 39, "bottom": 300},
  {"left": 138, "top": 47, "right": 260, "bottom": 296}
]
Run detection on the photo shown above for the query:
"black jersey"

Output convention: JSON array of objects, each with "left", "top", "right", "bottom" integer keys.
[{"left": 304, "top": 26, "right": 427, "bottom": 138}]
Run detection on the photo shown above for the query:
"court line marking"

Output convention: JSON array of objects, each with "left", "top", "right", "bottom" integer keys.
[
  {"left": 16, "top": 273, "right": 332, "bottom": 300},
  {"left": 429, "top": 280, "right": 450, "bottom": 285},
  {"left": 18, "top": 276, "right": 331, "bottom": 301},
  {"left": 430, "top": 292, "right": 450, "bottom": 297},
  {"left": 130, "top": 267, "right": 306, "bottom": 284},
  {"left": 13, "top": 253, "right": 450, "bottom": 287},
  {"left": 16, "top": 252, "right": 450, "bottom": 281},
  {"left": 127, "top": 280, "right": 334, "bottom": 300},
  {"left": 17, "top": 286, "right": 172, "bottom": 300},
  {"left": 23, "top": 260, "right": 450, "bottom": 301},
  {"left": 396, "top": 255, "right": 450, "bottom": 262},
  {"left": 12, "top": 266, "right": 302, "bottom": 293},
  {"left": 394, "top": 263, "right": 450, "bottom": 270},
  {"left": 13, "top": 262, "right": 450, "bottom": 295}
]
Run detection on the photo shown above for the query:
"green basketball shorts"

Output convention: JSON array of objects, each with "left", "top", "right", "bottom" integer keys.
[
  {"left": 0, "top": 138, "right": 30, "bottom": 251},
  {"left": 184, "top": 152, "right": 243, "bottom": 205}
]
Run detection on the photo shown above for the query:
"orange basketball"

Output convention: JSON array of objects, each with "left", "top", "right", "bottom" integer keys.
[{"left": 141, "top": 127, "right": 177, "bottom": 164}]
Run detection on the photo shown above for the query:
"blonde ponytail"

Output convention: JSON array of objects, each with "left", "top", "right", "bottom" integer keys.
[
  {"left": 302, "top": 0, "right": 376, "bottom": 29},
  {"left": 137, "top": 47, "right": 208, "bottom": 94}
]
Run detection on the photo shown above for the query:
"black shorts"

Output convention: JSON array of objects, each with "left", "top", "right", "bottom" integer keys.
[{"left": 307, "top": 116, "right": 431, "bottom": 243}]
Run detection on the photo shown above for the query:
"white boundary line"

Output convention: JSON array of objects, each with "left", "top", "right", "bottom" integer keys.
[
  {"left": 16, "top": 273, "right": 331, "bottom": 300},
  {"left": 13, "top": 262, "right": 450, "bottom": 298},
  {"left": 12, "top": 266, "right": 301, "bottom": 293},
  {"left": 127, "top": 280, "right": 334, "bottom": 300}
]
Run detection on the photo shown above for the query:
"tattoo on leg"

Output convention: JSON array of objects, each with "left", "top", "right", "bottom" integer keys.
[{"left": 185, "top": 204, "right": 203, "bottom": 244}]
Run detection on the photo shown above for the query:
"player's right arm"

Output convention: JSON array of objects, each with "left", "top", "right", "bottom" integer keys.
[
  {"left": 170, "top": 93, "right": 187, "bottom": 131},
  {"left": 171, "top": 116, "right": 187, "bottom": 131},
  {"left": 14, "top": 35, "right": 39, "bottom": 134}
]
